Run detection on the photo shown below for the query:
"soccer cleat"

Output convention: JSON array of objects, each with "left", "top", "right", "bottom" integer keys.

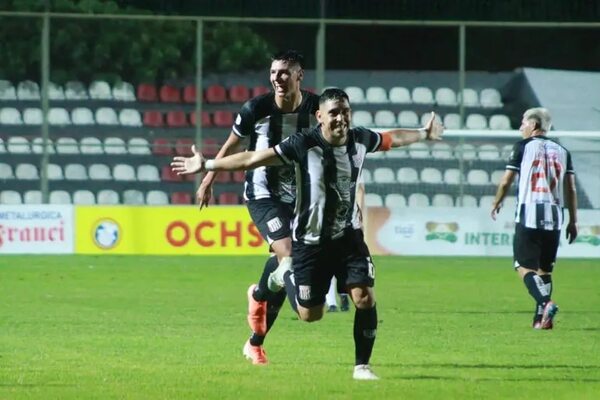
[
  {"left": 353, "top": 364, "right": 380, "bottom": 380},
  {"left": 541, "top": 301, "right": 559, "bottom": 330},
  {"left": 327, "top": 305, "right": 338, "bottom": 312},
  {"left": 247, "top": 284, "right": 267, "bottom": 335},
  {"left": 243, "top": 340, "right": 268, "bottom": 365},
  {"left": 340, "top": 294, "right": 350, "bottom": 312},
  {"left": 532, "top": 321, "right": 542, "bottom": 329},
  {"left": 267, "top": 256, "right": 292, "bottom": 292}
]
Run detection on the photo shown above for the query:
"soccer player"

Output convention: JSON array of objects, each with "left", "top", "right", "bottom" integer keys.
[
  {"left": 491, "top": 107, "right": 578, "bottom": 329},
  {"left": 171, "top": 88, "right": 444, "bottom": 379},
  {"left": 196, "top": 50, "right": 320, "bottom": 364}
]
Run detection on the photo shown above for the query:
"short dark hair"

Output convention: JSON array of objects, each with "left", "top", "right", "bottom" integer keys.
[
  {"left": 319, "top": 87, "right": 349, "bottom": 105},
  {"left": 271, "top": 49, "right": 305, "bottom": 69}
]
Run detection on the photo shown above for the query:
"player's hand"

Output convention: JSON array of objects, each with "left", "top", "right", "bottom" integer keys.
[
  {"left": 171, "top": 145, "right": 205, "bottom": 175},
  {"left": 424, "top": 112, "right": 444, "bottom": 140},
  {"left": 491, "top": 204, "right": 501, "bottom": 220},
  {"left": 566, "top": 221, "right": 578, "bottom": 244},
  {"left": 196, "top": 180, "right": 213, "bottom": 210}
]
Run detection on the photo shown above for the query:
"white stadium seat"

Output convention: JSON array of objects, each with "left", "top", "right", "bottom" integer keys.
[
  {"left": 71, "top": 107, "right": 95, "bottom": 125},
  {"left": 365, "top": 86, "right": 388, "bottom": 103},
  {"left": 386, "top": 147, "right": 408, "bottom": 158},
  {"left": 47, "top": 164, "right": 63, "bottom": 180},
  {"left": 480, "top": 88, "right": 503, "bottom": 108},
  {"left": 0, "top": 137, "right": 5, "bottom": 153},
  {"left": 97, "top": 190, "right": 120, "bottom": 205},
  {"left": 432, "top": 194, "right": 454, "bottom": 207},
  {"left": 95, "top": 107, "right": 119, "bottom": 125},
  {"left": 104, "top": 137, "right": 127, "bottom": 154},
  {"left": 364, "top": 193, "right": 383, "bottom": 207},
  {"left": 408, "top": 193, "right": 429, "bottom": 207},
  {"left": 17, "top": 80, "right": 40, "bottom": 100},
  {"left": 352, "top": 110, "right": 373, "bottom": 127},
  {"left": 89, "top": 164, "right": 111, "bottom": 180},
  {"left": 374, "top": 110, "right": 396, "bottom": 127},
  {"left": 49, "top": 190, "right": 71, "bottom": 204},
  {"left": 431, "top": 143, "right": 453, "bottom": 159},
  {"left": 8, "top": 136, "right": 30, "bottom": 154},
  {"left": 454, "top": 143, "right": 477, "bottom": 161},
  {"left": 466, "top": 114, "right": 487, "bottom": 130},
  {"left": 456, "top": 195, "right": 478, "bottom": 207},
  {"left": 15, "top": 163, "right": 39, "bottom": 180},
  {"left": 490, "top": 170, "right": 506, "bottom": 184},
  {"left": 0, "top": 163, "right": 14, "bottom": 179},
  {"left": 89, "top": 80, "right": 113, "bottom": 100},
  {"left": 48, "top": 107, "right": 71, "bottom": 125},
  {"left": 32, "top": 137, "right": 55, "bottom": 154},
  {"left": 443, "top": 113, "right": 461, "bottom": 129},
  {"left": 128, "top": 138, "right": 151, "bottom": 155},
  {"left": 361, "top": 168, "right": 372, "bottom": 184},
  {"left": 501, "top": 144, "right": 514, "bottom": 159},
  {"left": 80, "top": 137, "right": 103, "bottom": 154},
  {"left": 435, "top": 87, "right": 457, "bottom": 106},
  {"left": 146, "top": 190, "right": 169, "bottom": 205},
  {"left": 0, "top": 80, "right": 16, "bottom": 100},
  {"left": 373, "top": 167, "right": 396, "bottom": 183},
  {"left": 396, "top": 167, "right": 419, "bottom": 183},
  {"left": 137, "top": 164, "right": 160, "bottom": 181},
  {"left": 65, "top": 81, "right": 89, "bottom": 100},
  {"left": 119, "top": 108, "right": 143, "bottom": 127},
  {"left": 48, "top": 82, "right": 65, "bottom": 100},
  {"left": 479, "top": 195, "right": 496, "bottom": 209},
  {"left": 55, "top": 137, "right": 79, "bottom": 154},
  {"left": 64, "top": 163, "right": 88, "bottom": 180},
  {"left": 385, "top": 194, "right": 407, "bottom": 208},
  {"left": 407, "top": 142, "right": 430, "bottom": 159},
  {"left": 112, "top": 81, "right": 136, "bottom": 101},
  {"left": 0, "top": 107, "right": 22, "bottom": 125},
  {"left": 73, "top": 190, "right": 96, "bottom": 205},
  {"left": 467, "top": 169, "right": 490, "bottom": 185},
  {"left": 113, "top": 164, "right": 136, "bottom": 181},
  {"left": 23, "top": 108, "right": 43, "bottom": 125},
  {"left": 458, "top": 88, "right": 479, "bottom": 107},
  {"left": 0, "top": 190, "right": 22, "bottom": 204},
  {"left": 411, "top": 87, "right": 434, "bottom": 104},
  {"left": 388, "top": 86, "right": 411, "bottom": 104},
  {"left": 420, "top": 168, "right": 442, "bottom": 184},
  {"left": 489, "top": 114, "right": 511, "bottom": 130},
  {"left": 24, "top": 190, "right": 42, "bottom": 204},
  {"left": 478, "top": 144, "right": 500, "bottom": 160},
  {"left": 443, "top": 168, "right": 462, "bottom": 185},
  {"left": 397, "top": 110, "right": 419, "bottom": 127},
  {"left": 344, "top": 86, "right": 365, "bottom": 103},
  {"left": 123, "top": 189, "right": 145, "bottom": 205}
]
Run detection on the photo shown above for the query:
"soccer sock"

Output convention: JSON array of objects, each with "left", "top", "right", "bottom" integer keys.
[
  {"left": 283, "top": 270, "right": 298, "bottom": 314},
  {"left": 354, "top": 305, "right": 377, "bottom": 366},
  {"left": 253, "top": 256, "right": 279, "bottom": 302},
  {"left": 540, "top": 274, "right": 553, "bottom": 298},
  {"left": 523, "top": 271, "right": 551, "bottom": 305},
  {"left": 249, "top": 290, "right": 286, "bottom": 346},
  {"left": 326, "top": 277, "right": 338, "bottom": 308}
]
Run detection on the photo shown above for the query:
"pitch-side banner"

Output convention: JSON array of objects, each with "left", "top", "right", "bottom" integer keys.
[
  {"left": 365, "top": 207, "right": 600, "bottom": 258},
  {"left": 75, "top": 206, "right": 268, "bottom": 255},
  {"left": 0, "top": 205, "right": 74, "bottom": 254}
]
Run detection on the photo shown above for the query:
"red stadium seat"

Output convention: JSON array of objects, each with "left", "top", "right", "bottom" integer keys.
[
  {"left": 229, "top": 85, "right": 250, "bottom": 103},
  {"left": 143, "top": 110, "right": 164, "bottom": 127},
  {"left": 251, "top": 86, "right": 270, "bottom": 97},
  {"left": 205, "top": 84, "right": 227, "bottom": 103},
  {"left": 161, "top": 166, "right": 182, "bottom": 182},
  {"left": 232, "top": 170, "right": 245, "bottom": 183},
  {"left": 189, "top": 111, "right": 212, "bottom": 127},
  {"left": 171, "top": 192, "right": 192, "bottom": 204},
  {"left": 202, "top": 138, "right": 219, "bottom": 157},
  {"left": 152, "top": 138, "right": 172, "bottom": 156},
  {"left": 218, "top": 192, "right": 239, "bottom": 205},
  {"left": 137, "top": 83, "right": 158, "bottom": 102},
  {"left": 183, "top": 85, "right": 197, "bottom": 103},
  {"left": 214, "top": 171, "right": 231, "bottom": 183},
  {"left": 175, "top": 138, "right": 194, "bottom": 156},
  {"left": 159, "top": 85, "right": 181, "bottom": 103},
  {"left": 166, "top": 110, "right": 188, "bottom": 127},
  {"left": 213, "top": 110, "right": 233, "bottom": 128}
]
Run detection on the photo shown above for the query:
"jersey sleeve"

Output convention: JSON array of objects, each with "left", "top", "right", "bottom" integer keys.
[
  {"left": 565, "top": 151, "right": 575, "bottom": 174},
  {"left": 354, "top": 127, "right": 386, "bottom": 152},
  {"left": 506, "top": 141, "right": 524, "bottom": 171},
  {"left": 274, "top": 133, "right": 304, "bottom": 165},
  {"left": 232, "top": 101, "right": 256, "bottom": 138}
]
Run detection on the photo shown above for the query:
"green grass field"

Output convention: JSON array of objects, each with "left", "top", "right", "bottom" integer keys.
[{"left": 1, "top": 255, "right": 599, "bottom": 399}]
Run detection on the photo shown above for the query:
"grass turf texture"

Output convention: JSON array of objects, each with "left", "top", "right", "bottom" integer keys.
[{"left": 1, "top": 256, "right": 599, "bottom": 400}]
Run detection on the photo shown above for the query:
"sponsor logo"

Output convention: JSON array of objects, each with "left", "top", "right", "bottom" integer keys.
[
  {"left": 363, "top": 329, "right": 377, "bottom": 339},
  {"left": 298, "top": 285, "right": 312, "bottom": 301},
  {"left": 92, "top": 219, "right": 121, "bottom": 249},
  {"left": 267, "top": 217, "right": 283, "bottom": 233},
  {"left": 425, "top": 221, "right": 458, "bottom": 243}
]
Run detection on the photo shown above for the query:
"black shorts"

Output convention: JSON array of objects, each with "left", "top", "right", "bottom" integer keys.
[
  {"left": 247, "top": 198, "right": 294, "bottom": 244},
  {"left": 513, "top": 223, "right": 560, "bottom": 272},
  {"left": 292, "top": 229, "right": 375, "bottom": 308}
]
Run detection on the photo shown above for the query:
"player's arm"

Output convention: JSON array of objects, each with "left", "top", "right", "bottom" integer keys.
[
  {"left": 171, "top": 145, "right": 282, "bottom": 175},
  {"left": 196, "top": 132, "right": 245, "bottom": 209},
  {"left": 490, "top": 170, "right": 517, "bottom": 220},
  {"left": 564, "top": 173, "right": 578, "bottom": 243},
  {"left": 383, "top": 112, "right": 444, "bottom": 148}
]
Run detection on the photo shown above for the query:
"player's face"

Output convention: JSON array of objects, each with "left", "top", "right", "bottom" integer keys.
[
  {"left": 270, "top": 60, "right": 303, "bottom": 99},
  {"left": 519, "top": 116, "right": 535, "bottom": 138},
  {"left": 317, "top": 98, "right": 352, "bottom": 144}
]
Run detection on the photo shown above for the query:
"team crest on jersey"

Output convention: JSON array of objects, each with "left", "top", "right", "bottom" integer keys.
[{"left": 298, "top": 285, "right": 312, "bottom": 300}]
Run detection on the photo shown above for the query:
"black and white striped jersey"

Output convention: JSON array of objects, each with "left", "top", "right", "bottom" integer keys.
[
  {"left": 232, "top": 90, "right": 319, "bottom": 204},
  {"left": 506, "top": 136, "right": 574, "bottom": 231},
  {"left": 274, "top": 125, "right": 385, "bottom": 244}
]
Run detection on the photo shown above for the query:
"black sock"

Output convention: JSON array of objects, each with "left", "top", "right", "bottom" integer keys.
[
  {"left": 354, "top": 305, "right": 377, "bottom": 366},
  {"left": 283, "top": 271, "right": 298, "bottom": 314},
  {"left": 253, "top": 256, "right": 279, "bottom": 302},
  {"left": 249, "top": 290, "right": 287, "bottom": 346},
  {"left": 540, "top": 274, "right": 553, "bottom": 298},
  {"left": 523, "top": 272, "right": 550, "bottom": 305}
]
